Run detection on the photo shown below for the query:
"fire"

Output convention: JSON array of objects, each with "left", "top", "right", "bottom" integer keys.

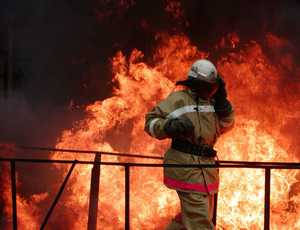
[
  {"left": 2, "top": 33, "right": 300, "bottom": 229},
  {"left": 216, "top": 120, "right": 299, "bottom": 229},
  {"left": 0, "top": 145, "right": 46, "bottom": 229}
]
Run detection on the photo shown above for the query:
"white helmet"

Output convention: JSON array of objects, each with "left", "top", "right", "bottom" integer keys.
[{"left": 188, "top": 59, "right": 218, "bottom": 83}]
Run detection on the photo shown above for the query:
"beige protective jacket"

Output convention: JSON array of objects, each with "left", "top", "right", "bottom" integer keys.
[{"left": 145, "top": 89, "right": 234, "bottom": 194}]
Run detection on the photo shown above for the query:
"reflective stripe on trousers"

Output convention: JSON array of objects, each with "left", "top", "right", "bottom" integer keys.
[{"left": 164, "top": 176, "right": 219, "bottom": 194}]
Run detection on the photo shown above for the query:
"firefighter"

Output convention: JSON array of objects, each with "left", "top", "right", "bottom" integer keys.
[{"left": 144, "top": 59, "right": 234, "bottom": 230}]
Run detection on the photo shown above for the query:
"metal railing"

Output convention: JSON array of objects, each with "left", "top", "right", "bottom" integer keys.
[{"left": 1, "top": 146, "right": 300, "bottom": 230}]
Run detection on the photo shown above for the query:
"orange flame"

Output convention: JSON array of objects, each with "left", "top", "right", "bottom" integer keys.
[{"left": 3, "top": 33, "right": 300, "bottom": 229}]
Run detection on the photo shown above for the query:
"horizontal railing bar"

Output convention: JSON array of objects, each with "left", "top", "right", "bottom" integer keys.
[
  {"left": 0, "top": 157, "right": 300, "bottom": 169},
  {"left": 13, "top": 145, "right": 300, "bottom": 167},
  {"left": 216, "top": 160, "right": 300, "bottom": 166}
]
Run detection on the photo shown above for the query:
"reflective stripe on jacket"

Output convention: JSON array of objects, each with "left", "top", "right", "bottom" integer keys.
[{"left": 145, "top": 89, "right": 234, "bottom": 194}]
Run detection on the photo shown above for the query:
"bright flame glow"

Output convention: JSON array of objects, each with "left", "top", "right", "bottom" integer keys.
[{"left": 2, "top": 33, "right": 300, "bottom": 229}]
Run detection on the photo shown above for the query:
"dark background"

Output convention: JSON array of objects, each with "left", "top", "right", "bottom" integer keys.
[{"left": 0, "top": 0, "right": 300, "bottom": 147}]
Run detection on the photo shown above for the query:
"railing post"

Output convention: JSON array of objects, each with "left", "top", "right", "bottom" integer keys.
[
  {"left": 125, "top": 165, "right": 130, "bottom": 230},
  {"left": 88, "top": 154, "right": 101, "bottom": 230},
  {"left": 264, "top": 168, "right": 271, "bottom": 230},
  {"left": 212, "top": 193, "right": 218, "bottom": 226},
  {"left": 10, "top": 160, "right": 17, "bottom": 230}
]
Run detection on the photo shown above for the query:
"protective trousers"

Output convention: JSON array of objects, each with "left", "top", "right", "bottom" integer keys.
[{"left": 166, "top": 191, "right": 215, "bottom": 230}]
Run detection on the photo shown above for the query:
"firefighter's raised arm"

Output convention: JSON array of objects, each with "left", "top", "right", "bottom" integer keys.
[{"left": 213, "top": 76, "right": 235, "bottom": 133}]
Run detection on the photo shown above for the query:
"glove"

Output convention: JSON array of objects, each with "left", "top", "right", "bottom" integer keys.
[
  {"left": 164, "top": 117, "right": 194, "bottom": 139},
  {"left": 214, "top": 77, "right": 227, "bottom": 99},
  {"left": 214, "top": 76, "right": 233, "bottom": 118}
]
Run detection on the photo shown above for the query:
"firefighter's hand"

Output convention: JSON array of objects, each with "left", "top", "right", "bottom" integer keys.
[
  {"left": 214, "top": 76, "right": 227, "bottom": 100},
  {"left": 214, "top": 76, "right": 233, "bottom": 118},
  {"left": 164, "top": 117, "right": 194, "bottom": 139}
]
